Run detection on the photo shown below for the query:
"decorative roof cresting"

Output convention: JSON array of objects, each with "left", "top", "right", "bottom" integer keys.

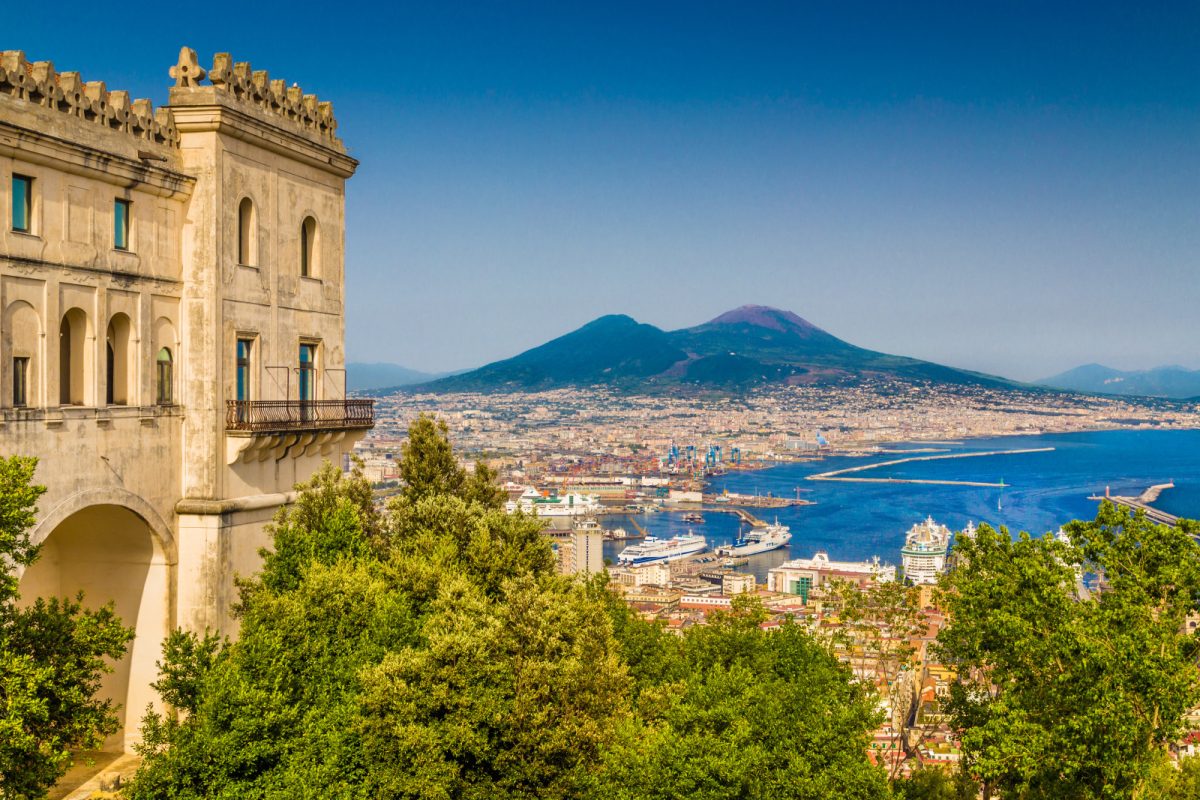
[
  {"left": 171, "top": 47, "right": 340, "bottom": 147},
  {"left": 0, "top": 50, "right": 180, "bottom": 147}
]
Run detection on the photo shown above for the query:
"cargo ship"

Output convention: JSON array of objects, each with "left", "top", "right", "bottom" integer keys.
[
  {"left": 617, "top": 533, "right": 707, "bottom": 565},
  {"left": 715, "top": 522, "right": 792, "bottom": 557}
]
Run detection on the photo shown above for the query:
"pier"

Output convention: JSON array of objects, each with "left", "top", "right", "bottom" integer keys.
[
  {"left": 701, "top": 507, "right": 768, "bottom": 527},
  {"left": 807, "top": 447, "right": 1055, "bottom": 488},
  {"left": 1089, "top": 483, "right": 1181, "bottom": 528}
]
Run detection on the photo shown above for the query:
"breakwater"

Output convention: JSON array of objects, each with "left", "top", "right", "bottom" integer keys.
[{"left": 807, "top": 447, "right": 1056, "bottom": 488}]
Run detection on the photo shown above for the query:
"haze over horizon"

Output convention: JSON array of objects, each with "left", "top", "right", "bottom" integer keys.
[{"left": 11, "top": 1, "right": 1199, "bottom": 382}]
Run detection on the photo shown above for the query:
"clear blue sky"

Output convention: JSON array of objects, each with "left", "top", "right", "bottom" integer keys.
[{"left": 9, "top": 1, "right": 1199, "bottom": 380}]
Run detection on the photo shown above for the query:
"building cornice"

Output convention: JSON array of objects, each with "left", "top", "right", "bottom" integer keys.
[
  {"left": 0, "top": 118, "right": 194, "bottom": 198},
  {"left": 169, "top": 102, "right": 358, "bottom": 179}
]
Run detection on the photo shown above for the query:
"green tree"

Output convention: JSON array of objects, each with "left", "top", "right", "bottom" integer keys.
[
  {"left": 891, "top": 766, "right": 977, "bottom": 800},
  {"left": 129, "top": 419, "right": 565, "bottom": 799},
  {"left": 829, "top": 579, "right": 927, "bottom": 780},
  {"left": 357, "top": 574, "right": 630, "bottom": 800},
  {"left": 397, "top": 414, "right": 505, "bottom": 509},
  {"left": 937, "top": 504, "right": 1200, "bottom": 799},
  {"left": 592, "top": 595, "right": 889, "bottom": 800},
  {"left": 0, "top": 456, "right": 133, "bottom": 799}
]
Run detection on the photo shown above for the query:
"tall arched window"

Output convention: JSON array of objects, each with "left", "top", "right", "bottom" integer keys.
[
  {"left": 59, "top": 308, "right": 90, "bottom": 406},
  {"left": 105, "top": 313, "right": 132, "bottom": 406},
  {"left": 300, "top": 216, "right": 317, "bottom": 278},
  {"left": 6, "top": 301, "right": 40, "bottom": 409},
  {"left": 238, "top": 197, "right": 256, "bottom": 266},
  {"left": 156, "top": 348, "right": 173, "bottom": 405}
]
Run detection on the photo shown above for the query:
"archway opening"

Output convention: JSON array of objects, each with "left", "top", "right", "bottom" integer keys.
[
  {"left": 105, "top": 313, "right": 132, "bottom": 406},
  {"left": 18, "top": 504, "right": 170, "bottom": 752},
  {"left": 58, "top": 307, "right": 90, "bottom": 406}
]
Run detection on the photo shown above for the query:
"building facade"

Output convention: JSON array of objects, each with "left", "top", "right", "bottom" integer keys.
[
  {"left": 768, "top": 551, "right": 896, "bottom": 602},
  {"left": 0, "top": 47, "right": 371, "bottom": 751}
]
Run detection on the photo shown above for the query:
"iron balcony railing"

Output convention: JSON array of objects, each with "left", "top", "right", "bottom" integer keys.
[{"left": 226, "top": 399, "right": 375, "bottom": 433}]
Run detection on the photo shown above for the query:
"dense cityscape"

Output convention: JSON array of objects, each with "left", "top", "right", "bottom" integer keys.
[{"left": 350, "top": 383, "right": 1200, "bottom": 779}]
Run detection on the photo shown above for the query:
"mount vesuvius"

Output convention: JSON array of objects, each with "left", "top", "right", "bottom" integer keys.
[{"left": 413, "top": 306, "right": 1018, "bottom": 393}]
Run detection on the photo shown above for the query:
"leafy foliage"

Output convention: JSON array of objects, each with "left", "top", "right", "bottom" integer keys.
[
  {"left": 129, "top": 418, "right": 888, "bottom": 799},
  {"left": 592, "top": 595, "right": 888, "bottom": 800},
  {"left": 937, "top": 504, "right": 1200, "bottom": 799},
  {"left": 0, "top": 456, "right": 133, "bottom": 799}
]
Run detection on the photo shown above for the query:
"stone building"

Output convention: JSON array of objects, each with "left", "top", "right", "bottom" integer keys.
[{"left": 0, "top": 47, "right": 371, "bottom": 751}]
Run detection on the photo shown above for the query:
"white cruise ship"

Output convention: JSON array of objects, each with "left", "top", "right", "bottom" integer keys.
[
  {"left": 617, "top": 533, "right": 707, "bottom": 565},
  {"left": 900, "top": 516, "right": 951, "bottom": 585},
  {"left": 506, "top": 487, "right": 602, "bottom": 517},
  {"left": 715, "top": 522, "right": 792, "bottom": 557}
]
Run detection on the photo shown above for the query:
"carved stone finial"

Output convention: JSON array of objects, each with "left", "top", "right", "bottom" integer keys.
[{"left": 169, "top": 46, "right": 206, "bottom": 88}]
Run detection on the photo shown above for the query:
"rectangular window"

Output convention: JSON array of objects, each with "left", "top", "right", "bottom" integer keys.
[
  {"left": 12, "top": 357, "right": 28, "bottom": 407},
  {"left": 12, "top": 175, "right": 31, "bottom": 233},
  {"left": 298, "top": 344, "right": 316, "bottom": 401},
  {"left": 236, "top": 339, "right": 252, "bottom": 401},
  {"left": 298, "top": 343, "right": 317, "bottom": 422},
  {"left": 114, "top": 198, "right": 131, "bottom": 250}
]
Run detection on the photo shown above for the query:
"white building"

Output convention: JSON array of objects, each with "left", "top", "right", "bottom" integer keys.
[
  {"left": 768, "top": 551, "right": 896, "bottom": 602},
  {"left": 900, "top": 517, "right": 951, "bottom": 585}
]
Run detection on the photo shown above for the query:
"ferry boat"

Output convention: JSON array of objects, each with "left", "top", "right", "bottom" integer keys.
[
  {"left": 617, "top": 533, "right": 707, "bottom": 565},
  {"left": 681, "top": 512, "right": 705, "bottom": 524},
  {"left": 505, "top": 487, "right": 602, "bottom": 517},
  {"left": 715, "top": 522, "right": 792, "bottom": 557}
]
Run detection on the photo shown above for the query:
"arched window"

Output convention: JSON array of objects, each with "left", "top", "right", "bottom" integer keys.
[
  {"left": 238, "top": 197, "right": 256, "bottom": 266},
  {"left": 300, "top": 216, "right": 317, "bottom": 278},
  {"left": 105, "top": 313, "right": 132, "bottom": 406},
  {"left": 59, "top": 308, "right": 90, "bottom": 406},
  {"left": 156, "top": 348, "right": 173, "bottom": 405},
  {"left": 6, "top": 301, "right": 40, "bottom": 408}
]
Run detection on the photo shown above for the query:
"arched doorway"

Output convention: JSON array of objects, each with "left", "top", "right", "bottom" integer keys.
[{"left": 19, "top": 504, "right": 171, "bottom": 752}]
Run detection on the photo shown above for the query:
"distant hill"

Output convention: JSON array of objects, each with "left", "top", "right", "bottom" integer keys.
[
  {"left": 347, "top": 362, "right": 442, "bottom": 392},
  {"left": 416, "top": 305, "right": 1020, "bottom": 394},
  {"left": 1038, "top": 364, "right": 1200, "bottom": 400}
]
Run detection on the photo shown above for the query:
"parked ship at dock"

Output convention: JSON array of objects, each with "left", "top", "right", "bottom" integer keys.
[
  {"left": 618, "top": 533, "right": 707, "bottom": 565},
  {"left": 715, "top": 522, "right": 792, "bottom": 557}
]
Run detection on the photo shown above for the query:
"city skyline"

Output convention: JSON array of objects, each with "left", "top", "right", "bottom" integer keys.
[{"left": 9, "top": 1, "right": 1199, "bottom": 381}]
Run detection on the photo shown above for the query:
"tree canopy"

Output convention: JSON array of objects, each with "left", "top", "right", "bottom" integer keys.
[
  {"left": 937, "top": 504, "right": 1200, "bottom": 799},
  {"left": 128, "top": 416, "right": 889, "bottom": 799}
]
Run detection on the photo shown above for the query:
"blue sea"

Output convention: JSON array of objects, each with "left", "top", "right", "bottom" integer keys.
[{"left": 600, "top": 429, "right": 1200, "bottom": 581}]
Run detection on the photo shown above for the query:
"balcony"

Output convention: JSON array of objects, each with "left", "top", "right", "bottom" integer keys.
[
  {"left": 226, "top": 399, "right": 374, "bottom": 433},
  {"left": 224, "top": 399, "right": 374, "bottom": 464}
]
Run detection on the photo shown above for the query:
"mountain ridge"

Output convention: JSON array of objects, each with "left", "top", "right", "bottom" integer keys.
[
  {"left": 410, "top": 305, "right": 1022, "bottom": 394},
  {"left": 1038, "top": 363, "right": 1200, "bottom": 399}
]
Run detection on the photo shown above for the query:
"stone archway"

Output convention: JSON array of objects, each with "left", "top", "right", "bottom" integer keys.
[{"left": 19, "top": 502, "right": 173, "bottom": 753}]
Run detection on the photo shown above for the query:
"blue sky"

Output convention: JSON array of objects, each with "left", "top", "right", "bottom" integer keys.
[{"left": 8, "top": 1, "right": 1199, "bottom": 380}]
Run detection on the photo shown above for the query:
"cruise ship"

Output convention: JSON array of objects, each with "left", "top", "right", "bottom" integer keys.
[
  {"left": 900, "top": 516, "right": 951, "bottom": 585},
  {"left": 505, "top": 487, "right": 602, "bottom": 517},
  {"left": 617, "top": 533, "right": 707, "bottom": 565},
  {"left": 715, "top": 522, "right": 792, "bottom": 557}
]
